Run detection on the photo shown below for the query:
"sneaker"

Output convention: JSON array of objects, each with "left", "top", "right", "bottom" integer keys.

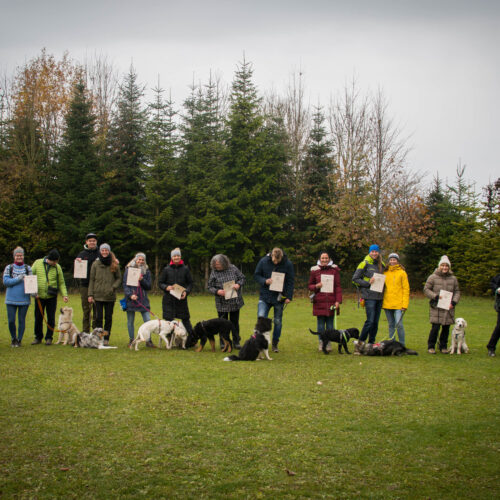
[
  {"left": 488, "top": 350, "right": 496, "bottom": 357},
  {"left": 272, "top": 344, "right": 279, "bottom": 353},
  {"left": 440, "top": 348, "right": 449, "bottom": 354},
  {"left": 146, "top": 340, "right": 155, "bottom": 348},
  {"left": 427, "top": 348, "right": 436, "bottom": 354},
  {"left": 45, "top": 339, "right": 52, "bottom": 345},
  {"left": 11, "top": 340, "right": 17, "bottom": 347},
  {"left": 234, "top": 343, "right": 242, "bottom": 350},
  {"left": 103, "top": 339, "right": 109, "bottom": 346},
  {"left": 31, "top": 338, "right": 42, "bottom": 345}
]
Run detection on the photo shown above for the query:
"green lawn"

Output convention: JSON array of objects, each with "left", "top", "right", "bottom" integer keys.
[{"left": 0, "top": 293, "right": 499, "bottom": 499}]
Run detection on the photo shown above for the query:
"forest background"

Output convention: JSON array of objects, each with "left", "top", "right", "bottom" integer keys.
[{"left": 0, "top": 50, "right": 498, "bottom": 295}]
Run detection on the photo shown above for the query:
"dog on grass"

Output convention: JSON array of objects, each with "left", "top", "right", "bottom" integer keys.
[
  {"left": 55, "top": 307, "right": 80, "bottom": 345},
  {"left": 130, "top": 319, "right": 176, "bottom": 351},
  {"left": 449, "top": 318, "right": 469, "bottom": 354},
  {"left": 224, "top": 317, "right": 273, "bottom": 361},
  {"left": 353, "top": 339, "right": 418, "bottom": 356},
  {"left": 309, "top": 327, "right": 360, "bottom": 355},
  {"left": 75, "top": 328, "right": 117, "bottom": 349},
  {"left": 168, "top": 320, "right": 188, "bottom": 349},
  {"left": 192, "top": 318, "right": 234, "bottom": 352}
]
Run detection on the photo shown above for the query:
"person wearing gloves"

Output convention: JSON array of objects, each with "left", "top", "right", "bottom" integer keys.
[
  {"left": 123, "top": 253, "right": 152, "bottom": 347},
  {"left": 31, "top": 249, "right": 69, "bottom": 345},
  {"left": 352, "top": 244, "right": 385, "bottom": 343},
  {"left": 3, "top": 247, "right": 32, "bottom": 347},
  {"left": 88, "top": 243, "right": 121, "bottom": 345},
  {"left": 486, "top": 273, "right": 500, "bottom": 357},
  {"left": 382, "top": 253, "right": 410, "bottom": 346},
  {"left": 423, "top": 255, "right": 460, "bottom": 354}
]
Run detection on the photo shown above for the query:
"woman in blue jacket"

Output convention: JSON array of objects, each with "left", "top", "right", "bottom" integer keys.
[{"left": 3, "top": 247, "right": 32, "bottom": 347}]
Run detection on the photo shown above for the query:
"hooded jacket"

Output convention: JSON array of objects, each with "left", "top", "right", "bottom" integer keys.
[
  {"left": 382, "top": 264, "right": 410, "bottom": 310},
  {"left": 424, "top": 268, "right": 460, "bottom": 325},
  {"left": 352, "top": 255, "right": 385, "bottom": 300},
  {"left": 308, "top": 260, "right": 342, "bottom": 316}
]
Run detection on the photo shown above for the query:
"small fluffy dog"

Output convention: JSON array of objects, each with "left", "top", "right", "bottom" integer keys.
[
  {"left": 75, "top": 328, "right": 117, "bottom": 349},
  {"left": 353, "top": 339, "right": 418, "bottom": 356},
  {"left": 224, "top": 317, "right": 273, "bottom": 361},
  {"left": 192, "top": 318, "right": 234, "bottom": 353},
  {"left": 168, "top": 320, "right": 188, "bottom": 349},
  {"left": 449, "top": 318, "right": 469, "bottom": 354},
  {"left": 309, "top": 327, "right": 360, "bottom": 355},
  {"left": 130, "top": 319, "right": 176, "bottom": 351},
  {"left": 55, "top": 307, "right": 80, "bottom": 345}
]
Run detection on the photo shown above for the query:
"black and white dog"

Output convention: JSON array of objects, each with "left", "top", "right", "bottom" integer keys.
[
  {"left": 353, "top": 339, "right": 418, "bottom": 356},
  {"left": 224, "top": 317, "right": 273, "bottom": 361},
  {"left": 75, "top": 328, "right": 117, "bottom": 349},
  {"left": 192, "top": 318, "right": 234, "bottom": 352},
  {"left": 309, "top": 327, "right": 360, "bottom": 355}
]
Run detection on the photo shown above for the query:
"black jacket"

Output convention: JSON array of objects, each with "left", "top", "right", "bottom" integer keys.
[
  {"left": 158, "top": 261, "right": 193, "bottom": 320},
  {"left": 76, "top": 246, "right": 100, "bottom": 287}
]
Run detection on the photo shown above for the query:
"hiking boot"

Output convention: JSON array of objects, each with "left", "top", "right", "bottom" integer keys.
[
  {"left": 488, "top": 350, "right": 496, "bottom": 357},
  {"left": 31, "top": 338, "right": 42, "bottom": 345},
  {"left": 272, "top": 344, "right": 279, "bottom": 353},
  {"left": 146, "top": 340, "right": 155, "bottom": 348},
  {"left": 45, "top": 339, "right": 52, "bottom": 345}
]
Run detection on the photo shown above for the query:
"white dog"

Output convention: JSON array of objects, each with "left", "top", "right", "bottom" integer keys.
[
  {"left": 130, "top": 319, "right": 176, "bottom": 351},
  {"left": 168, "top": 320, "right": 188, "bottom": 349},
  {"left": 449, "top": 318, "right": 469, "bottom": 354},
  {"left": 55, "top": 307, "right": 80, "bottom": 345}
]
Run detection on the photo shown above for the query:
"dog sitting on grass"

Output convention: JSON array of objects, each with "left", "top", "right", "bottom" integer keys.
[
  {"left": 449, "top": 318, "right": 469, "bottom": 354},
  {"left": 55, "top": 307, "right": 80, "bottom": 345},
  {"left": 309, "top": 327, "right": 360, "bottom": 355},
  {"left": 224, "top": 317, "right": 273, "bottom": 361}
]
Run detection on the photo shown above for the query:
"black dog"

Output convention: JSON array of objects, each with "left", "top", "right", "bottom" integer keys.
[
  {"left": 224, "top": 317, "right": 273, "bottom": 361},
  {"left": 309, "top": 327, "right": 360, "bottom": 355},
  {"left": 192, "top": 318, "right": 234, "bottom": 353},
  {"left": 354, "top": 339, "right": 418, "bottom": 356}
]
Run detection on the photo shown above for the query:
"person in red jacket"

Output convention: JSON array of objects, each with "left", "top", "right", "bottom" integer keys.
[{"left": 308, "top": 251, "right": 342, "bottom": 351}]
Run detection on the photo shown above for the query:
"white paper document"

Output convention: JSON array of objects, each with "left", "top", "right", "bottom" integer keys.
[
  {"left": 321, "top": 274, "right": 334, "bottom": 294},
  {"left": 170, "top": 284, "right": 186, "bottom": 300},
  {"left": 73, "top": 260, "right": 88, "bottom": 279},
  {"left": 269, "top": 272, "right": 285, "bottom": 292},
  {"left": 223, "top": 281, "right": 237, "bottom": 300},
  {"left": 126, "top": 267, "right": 141, "bottom": 287},
  {"left": 437, "top": 290, "right": 453, "bottom": 310},
  {"left": 369, "top": 273, "right": 386, "bottom": 293},
  {"left": 24, "top": 275, "right": 38, "bottom": 294}
]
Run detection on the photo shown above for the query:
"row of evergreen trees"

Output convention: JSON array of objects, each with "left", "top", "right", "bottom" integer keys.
[{"left": 0, "top": 51, "right": 498, "bottom": 293}]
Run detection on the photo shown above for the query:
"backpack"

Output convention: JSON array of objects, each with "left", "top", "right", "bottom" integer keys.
[{"left": 9, "top": 264, "right": 29, "bottom": 278}]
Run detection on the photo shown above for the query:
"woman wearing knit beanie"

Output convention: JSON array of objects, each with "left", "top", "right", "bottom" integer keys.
[{"left": 423, "top": 255, "right": 460, "bottom": 354}]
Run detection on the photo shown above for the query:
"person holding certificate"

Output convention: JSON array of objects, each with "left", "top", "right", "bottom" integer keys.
[
  {"left": 3, "top": 247, "right": 32, "bottom": 347},
  {"left": 158, "top": 248, "right": 194, "bottom": 339},
  {"left": 424, "top": 255, "right": 460, "bottom": 354},
  {"left": 254, "top": 247, "right": 294, "bottom": 353},
  {"left": 207, "top": 254, "right": 245, "bottom": 349},
  {"left": 308, "top": 251, "right": 342, "bottom": 352},
  {"left": 382, "top": 253, "right": 410, "bottom": 346},
  {"left": 123, "top": 253, "right": 152, "bottom": 347},
  {"left": 486, "top": 273, "right": 500, "bottom": 357},
  {"left": 352, "top": 244, "right": 385, "bottom": 343}
]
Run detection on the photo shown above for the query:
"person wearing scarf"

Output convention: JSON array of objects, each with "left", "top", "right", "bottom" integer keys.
[{"left": 88, "top": 243, "right": 121, "bottom": 345}]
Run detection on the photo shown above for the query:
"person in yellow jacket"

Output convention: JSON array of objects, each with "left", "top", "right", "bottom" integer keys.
[{"left": 382, "top": 253, "right": 410, "bottom": 345}]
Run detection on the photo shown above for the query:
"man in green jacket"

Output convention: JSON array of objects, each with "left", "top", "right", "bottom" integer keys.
[{"left": 31, "top": 249, "right": 68, "bottom": 345}]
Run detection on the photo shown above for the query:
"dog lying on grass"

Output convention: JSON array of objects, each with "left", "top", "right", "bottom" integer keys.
[
  {"left": 224, "top": 317, "right": 273, "bottom": 361},
  {"left": 449, "top": 318, "right": 469, "bottom": 354},
  {"left": 75, "top": 328, "right": 117, "bottom": 349},
  {"left": 192, "top": 318, "right": 234, "bottom": 353},
  {"left": 130, "top": 319, "right": 176, "bottom": 351},
  {"left": 55, "top": 307, "right": 80, "bottom": 345},
  {"left": 309, "top": 327, "right": 360, "bottom": 355},
  {"left": 353, "top": 339, "right": 418, "bottom": 356}
]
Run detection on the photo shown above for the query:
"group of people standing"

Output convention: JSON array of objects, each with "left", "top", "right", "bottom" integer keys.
[{"left": 2, "top": 236, "right": 499, "bottom": 357}]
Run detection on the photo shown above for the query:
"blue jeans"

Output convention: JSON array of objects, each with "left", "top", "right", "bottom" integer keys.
[
  {"left": 7, "top": 304, "right": 30, "bottom": 342},
  {"left": 257, "top": 300, "right": 284, "bottom": 345},
  {"left": 384, "top": 309, "right": 406, "bottom": 345},
  {"left": 360, "top": 299, "right": 382, "bottom": 343},
  {"left": 127, "top": 310, "right": 151, "bottom": 340}
]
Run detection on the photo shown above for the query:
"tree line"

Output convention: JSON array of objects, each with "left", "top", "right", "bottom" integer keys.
[{"left": 0, "top": 50, "right": 498, "bottom": 294}]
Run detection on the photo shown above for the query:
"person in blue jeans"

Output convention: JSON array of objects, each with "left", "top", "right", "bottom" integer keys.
[
  {"left": 254, "top": 248, "right": 294, "bottom": 352},
  {"left": 352, "top": 244, "right": 385, "bottom": 343},
  {"left": 123, "top": 253, "right": 152, "bottom": 347},
  {"left": 3, "top": 246, "right": 32, "bottom": 347}
]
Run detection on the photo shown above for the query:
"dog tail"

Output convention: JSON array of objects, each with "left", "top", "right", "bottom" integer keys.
[
  {"left": 309, "top": 329, "right": 319, "bottom": 336},
  {"left": 223, "top": 355, "right": 240, "bottom": 361}
]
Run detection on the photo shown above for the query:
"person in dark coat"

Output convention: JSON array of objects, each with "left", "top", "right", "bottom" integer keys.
[
  {"left": 123, "top": 253, "right": 152, "bottom": 347},
  {"left": 158, "top": 248, "right": 194, "bottom": 338},
  {"left": 254, "top": 247, "right": 294, "bottom": 352},
  {"left": 487, "top": 273, "right": 500, "bottom": 357},
  {"left": 308, "top": 251, "right": 342, "bottom": 351}
]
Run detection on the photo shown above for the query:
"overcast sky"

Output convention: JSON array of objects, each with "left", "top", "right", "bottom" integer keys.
[{"left": 1, "top": 0, "right": 498, "bottom": 192}]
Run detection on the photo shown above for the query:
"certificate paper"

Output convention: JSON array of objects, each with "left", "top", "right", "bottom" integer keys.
[
  {"left": 370, "top": 273, "right": 386, "bottom": 293},
  {"left": 223, "top": 281, "right": 237, "bottom": 300},
  {"left": 24, "top": 275, "right": 38, "bottom": 294},
  {"left": 170, "top": 284, "right": 186, "bottom": 300},
  {"left": 269, "top": 272, "right": 285, "bottom": 292},
  {"left": 437, "top": 290, "right": 453, "bottom": 310},
  {"left": 321, "top": 274, "right": 334, "bottom": 294},
  {"left": 126, "top": 267, "right": 141, "bottom": 287},
  {"left": 74, "top": 260, "right": 88, "bottom": 279}
]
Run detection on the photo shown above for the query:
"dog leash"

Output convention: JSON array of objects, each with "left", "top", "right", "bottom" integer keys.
[{"left": 36, "top": 297, "right": 69, "bottom": 333}]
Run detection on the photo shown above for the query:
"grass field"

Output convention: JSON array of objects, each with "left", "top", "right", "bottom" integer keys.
[{"left": 0, "top": 293, "right": 499, "bottom": 499}]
